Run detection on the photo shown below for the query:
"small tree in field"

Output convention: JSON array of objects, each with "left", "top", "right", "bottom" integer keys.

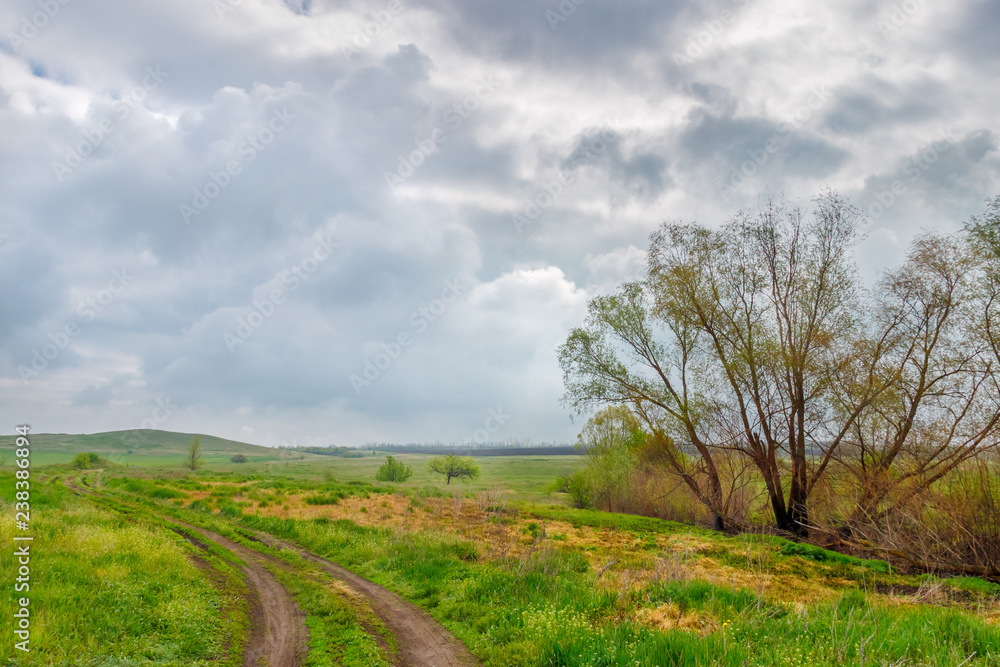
[
  {"left": 375, "top": 456, "right": 413, "bottom": 482},
  {"left": 426, "top": 454, "right": 480, "bottom": 485},
  {"left": 186, "top": 436, "right": 203, "bottom": 471},
  {"left": 230, "top": 454, "right": 248, "bottom": 464},
  {"left": 72, "top": 452, "right": 103, "bottom": 469}
]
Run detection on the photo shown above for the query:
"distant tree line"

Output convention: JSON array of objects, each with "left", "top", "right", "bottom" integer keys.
[
  {"left": 369, "top": 439, "right": 572, "bottom": 451},
  {"left": 371, "top": 445, "right": 578, "bottom": 457},
  {"left": 281, "top": 445, "right": 365, "bottom": 458}
]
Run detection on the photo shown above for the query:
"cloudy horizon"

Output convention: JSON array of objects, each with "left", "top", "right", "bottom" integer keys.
[{"left": 1, "top": 0, "right": 998, "bottom": 448}]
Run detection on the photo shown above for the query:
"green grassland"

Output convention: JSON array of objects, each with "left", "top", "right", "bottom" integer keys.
[
  {"left": 3, "top": 432, "right": 583, "bottom": 503},
  {"left": 6, "top": 431, "right": 1000, "bottom": 665},
  {"left": 93, "top": 471, "right": 1000, "bottom": 666},
  {"left": 183, "top": 452, "right": 585, "bottom": 504}
]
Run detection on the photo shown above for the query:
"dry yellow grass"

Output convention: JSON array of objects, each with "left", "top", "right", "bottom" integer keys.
[
  {"left": 634, "top": 603, "right": 719, "bottom": 636},
  {"left": 168, "top": 483, "right": 1000, "bottom": 617}
]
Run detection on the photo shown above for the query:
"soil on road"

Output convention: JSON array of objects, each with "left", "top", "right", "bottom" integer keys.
[{"left": 253, "top": 530, "right": 480, "bottom": 667}]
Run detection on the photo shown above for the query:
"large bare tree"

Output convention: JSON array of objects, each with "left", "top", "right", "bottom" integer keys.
[
  {"left": 839, "top": 232, "right": 1000, "bottom": 524},
  {"left": 561, "top": 191, "right": 876, "bottom": 534}
]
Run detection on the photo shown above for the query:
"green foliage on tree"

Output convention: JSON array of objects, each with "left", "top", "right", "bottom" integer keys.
[
  {"left": 72, "top": 452, "right": 104, "bottom": 469},
  {"left": 426, "top": 454, "right": 480, "bottom": 485},
  {"left": 230, "top": 454, "right": 248, "bottom": 464},
  {"left": 186, "top": 436, "right": 203, "bottom": 471},
  {"left": 965, "top": 195, "right": 1000, "bottom": 260},
  {"left": 567, "top": 406, "right": 649, "bottom": 510},
  {"left": 375, "top": 455, "right": 413, "bottom": 482}
]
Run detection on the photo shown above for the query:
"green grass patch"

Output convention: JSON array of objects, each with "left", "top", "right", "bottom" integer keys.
[
  {"left": 776, "top": 539, "right": 891, "bottom": 574},
  {"left": 0, "top": 474, "right": 233, "bottom": 666}
]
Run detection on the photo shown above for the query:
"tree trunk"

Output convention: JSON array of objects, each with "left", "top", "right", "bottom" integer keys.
[
  {"left": 787, "top": 481, "right": 809, "bottom": 536},
  {"left": 708, "top": 465, "right": 726, "bottom": 531},
  {"left": 770, "top": 494, "right": 792, "bottom": 531}
]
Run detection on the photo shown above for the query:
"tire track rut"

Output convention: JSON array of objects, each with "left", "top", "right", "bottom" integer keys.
[
  {"left": 67, "top": 478, "right": 308, "bottom": 667},
  {"left": 67, "top": 477, "right": 480, "bottom": 666},
  {"left": 250, "top": 530, "right": 479, "bottom": 667}
]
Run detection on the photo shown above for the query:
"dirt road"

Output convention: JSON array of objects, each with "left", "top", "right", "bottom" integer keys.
[
  {"left": 177, "top": 521, "right": 309, "bottom": 667},
  {"left": 66, "top": 477, "right": 480, "bottom": 666},
  {"left": 252, "top": 531, "right": 480, "bottom": 667}
]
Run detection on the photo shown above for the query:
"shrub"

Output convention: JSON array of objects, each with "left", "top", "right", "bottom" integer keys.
[
  {"left": 230, "top": 454, "right": 248, "bottom": 463},
  {"left": 550, "top": 475, "right": 571, "bottom": 493},
  {"left": 71, "top": 452, "right": 104, "bottom": 469},
  {"left": 567, "top": 470, "right": 593, "bottom": 509},
  {"left": 375, "top": 456, "right": 413, "bottom": 483}
]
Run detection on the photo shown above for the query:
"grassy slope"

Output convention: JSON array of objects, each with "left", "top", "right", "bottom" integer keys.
[{"left": 0, "top": 430, "right": 318, "bottom": 467}]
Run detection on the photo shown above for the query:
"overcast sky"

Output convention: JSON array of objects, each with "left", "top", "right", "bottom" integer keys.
[{"left": 1, "top": 0, "right": 998, "bottom": 447}]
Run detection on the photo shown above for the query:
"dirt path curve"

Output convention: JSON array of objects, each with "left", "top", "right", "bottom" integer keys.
[
  {"left": 67, "top": 476, "right": 479, "bottom": 667},
  {"left": 252, "top": 531, "right": 480, "bottom": 667},
  {"left": 65, "top": 478, "right": 308, "bottom": 667},
  {"left": 176, "top": 520, "right": 309, "bottom": 667}
]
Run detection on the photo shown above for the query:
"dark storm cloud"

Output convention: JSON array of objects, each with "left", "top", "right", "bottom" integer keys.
[
  {"left": 942, "top": 0, "right": 1000, "bottom": 66},
  {"left": 820, "top": 78, "right": 944, "bottom": 137},
  {"left": 419, "top": 0, "right": 693, "bottom": 69},
  {"left": 563, "top": 130, "right": 670, "bottom": 198}
]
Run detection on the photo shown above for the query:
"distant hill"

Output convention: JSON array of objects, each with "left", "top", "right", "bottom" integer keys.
[{"left": 0, "top": 430, "right": 312, "bottom": 464}]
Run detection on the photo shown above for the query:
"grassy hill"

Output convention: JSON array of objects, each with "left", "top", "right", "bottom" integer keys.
[{"left": 0, "top": 429, "right": 311, "bottom": 466}]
